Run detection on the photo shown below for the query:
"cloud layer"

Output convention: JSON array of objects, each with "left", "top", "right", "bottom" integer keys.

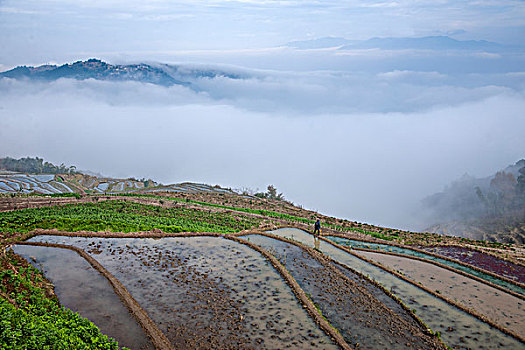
[
  {"left": 2, "top": 59, "right": 524, "bottom": 115},
  {"left": 1, "top": 72, "right": 524, "bottom": 230}
]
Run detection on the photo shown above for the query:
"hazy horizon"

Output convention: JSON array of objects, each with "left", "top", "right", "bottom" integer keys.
[{"left": 1, "top": 0, "right": 524, "bottom": 230}]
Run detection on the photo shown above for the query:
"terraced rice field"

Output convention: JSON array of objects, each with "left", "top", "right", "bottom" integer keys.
[
  {"left": 12, "top": 245, "right": 155, "bottom": 350},
  {"left": 0, "top": 173, "right": 74, "bottom": 194},
  {"left": 243, "top": 234, "right": 441, "bottom": 349},
  {"left": 328, "top": 237, "right": 525, "bottom": 295},
  {"left": 24, "top": 235, "right": 338, "bottom": 349},
  {"left": 269, "top": 228, "right": 524, "bottom": 349},
  {"left": 0, "top": 172, "right": 237, "bottom": 196},
  {"left": 356, "top": 250, "right": 524, "bottom": 338},
  {"left": 422, "top": 245, "right": 525, "bottom": 284},
  {"left": 2, "top": 195, "right": 524, "bottom": 349}
]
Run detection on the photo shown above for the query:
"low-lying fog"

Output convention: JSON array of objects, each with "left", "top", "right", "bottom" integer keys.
[{"left": 1, "top": 61, "right": 524, "bottom": 231}]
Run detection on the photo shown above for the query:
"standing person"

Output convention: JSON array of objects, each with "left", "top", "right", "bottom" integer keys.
[
  {"left": 314, "top": 219, "right": 321, "bottom": 236},
  {"left": 313, "top": 219, "right": 321, "bottom": 249}
]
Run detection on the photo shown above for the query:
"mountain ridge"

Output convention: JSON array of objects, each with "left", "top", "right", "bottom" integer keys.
[
  {"left": 287, "top": 35, "right": 514, "bottom": 51},
  {"left": 0, "top": 59, "right": 248, "bottom": 88}
]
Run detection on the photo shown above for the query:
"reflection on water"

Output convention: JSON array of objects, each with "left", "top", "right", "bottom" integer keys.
[
  {"left": 269, "top": 228, "right": 524, "bottom": 350},
  {"left": 13, "top": 245, "right": 155, "bottom": 350},
  {"left": 357, "top": 250, "right": 525, "bottom": 339},
  {"left": 314, "top": 236, "right": 320, "bottom": 250}
]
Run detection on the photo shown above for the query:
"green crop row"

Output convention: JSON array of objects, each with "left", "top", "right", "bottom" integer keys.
[
  {"left": 0, "top": 200, "right": 264, "bottom": 237},
  {"left": 0, "top": 251, "right": 124, "bottom": 349},
  {"left": 114, "top": 193, "right": 316, "bottom": 224},
  {"left": 113, "top": 194, "right": 399, "bottom": 241}
]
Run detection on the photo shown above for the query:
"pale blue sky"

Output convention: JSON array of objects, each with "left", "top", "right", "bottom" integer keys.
[{"left": 1, "top": 0, "right": 524, "bottom": 67}]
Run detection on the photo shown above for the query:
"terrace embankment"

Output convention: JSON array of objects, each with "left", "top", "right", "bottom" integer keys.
[
  {"left": 269, "top": 228, "right": 525, "bottom": 349},
  {"left": 28, "top": 235, "right": 339, "bottom": 349},
  {"left": 242, "top": 233, "right": 443, "bottom": 350}
]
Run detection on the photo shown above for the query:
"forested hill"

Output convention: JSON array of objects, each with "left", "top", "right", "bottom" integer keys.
[
  {"left": 0, "top": 157, "right": 77, "bottom": 174},
  {"left": 421, "top": 159, "right": 525, "bottom": 243}
]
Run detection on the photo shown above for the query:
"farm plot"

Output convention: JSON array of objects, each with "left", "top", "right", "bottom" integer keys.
[
  {"left": 269, "top": 228, "right": 524, "bottom": 350},
  {"left": 0, "top": 200, "right": 265, "bottom": 238},
  {"left": 28, "top": 235, "right": 338, "bottom": 349},
  {"left": 328, "top": 237, "right": 524, "bottom": 295},
  {"left": 356, "top": 250, "right": 525, "bottom": 338},
  {"left": 243, "top": 234, "right": 442, "bottom": 350},
  {"left": 12, "top": 245, "right": 154, "bottom": 350},
  {"left": 0, "top": 174, "right": 65, "bottom": 194},
  {"left": 422, "top": 246, "right": 525, "bottom": 284}
]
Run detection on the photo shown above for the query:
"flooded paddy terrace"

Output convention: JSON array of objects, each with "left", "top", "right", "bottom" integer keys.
[
  {"left": 269, "top": 228, "right": 524, "bottom": 349},
  {"left": 355, "top": 250, "right": 525, "bottom": 339},
  {"left": 12, "top": 245, "right": 154, "bottom": 350},
  {"left": 26, "top": 235, "right": 338, "bottom": 349},
  {"left": 243, "top": 234, "right": 442, "bottom": 349},
  {"left": 328, "top": 237, "right": 525, "bottom": 296}
]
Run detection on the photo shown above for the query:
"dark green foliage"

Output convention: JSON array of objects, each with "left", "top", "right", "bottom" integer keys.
[
  {"left": 255, "top": 185, "right": 285, "bottom": 201},
  {"left": 0, "top": 251, "right": 123, "bottom": 349},
  {"left": 48, "top": 193, "right": 83, "bottom": 199},
  {"left": 0, "top": 157, "right": 77, "bottom": 175}
]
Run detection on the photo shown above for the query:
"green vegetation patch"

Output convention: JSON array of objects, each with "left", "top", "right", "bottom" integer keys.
[
  {"left": 115, "top": 193, "right": 401, "bottom": 241},
  {"left": 0, "top": 200, "right": 264, "bottom": 237},
  {"left": 0, "top": 250, "right": 123, "bottom": 349}
]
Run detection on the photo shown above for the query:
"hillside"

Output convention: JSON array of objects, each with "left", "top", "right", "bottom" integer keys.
[
  {"left": 1, "top": 168, "right": 524, "bottom": 349},
  {"left": 420, "top": 159, "right": 525, "bottom": 244},
  {"left": 1, "top": 170, "right": 522, "bottom": 262}
]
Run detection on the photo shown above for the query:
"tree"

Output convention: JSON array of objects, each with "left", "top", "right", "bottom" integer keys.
[
  {"left": 490, "top": 171, "right": 516, "bottom": 214},
  {"left": 255, "top": 185, "right": 285, "bottom": 201},
  {"left": 266, "top": 185, "right": 284, "bottom": 200},
  {"left": 517, "top": 166, "right": 525, "bottom": 205},
  {"left": 0, "top": 156, "right": 77, "bottom": 174}
]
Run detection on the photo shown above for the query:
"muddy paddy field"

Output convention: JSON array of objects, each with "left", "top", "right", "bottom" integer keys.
[
  {"left": 243, "top": 234, "right": 441, "bottom": 349},
  {"left": 21, "top": 235, "right": 339, "bottom": 349},
  {"left": 356, "top": 250, "right": 524, "bottom": 338},
  {"left": 2, "top": 193, "right": 525, "bottom": 350},
  {"left": 7, "top": 229, "right": 522, "bottom": 349},
  {"left": 269, "top": 228, "right": 525, "bottom": 349}
]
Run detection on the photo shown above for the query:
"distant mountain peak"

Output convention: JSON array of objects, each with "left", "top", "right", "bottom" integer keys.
[
  {"left": 0, "top": 59, "right": 188, "bottom": 87},
  {"left": 0, "top": 59, "right": 249, "bottom": 88},
  {"left": 286, "top": 35, "right": 505, "bottom": 52}
]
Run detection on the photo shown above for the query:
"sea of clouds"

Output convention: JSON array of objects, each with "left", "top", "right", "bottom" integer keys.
[{"left": 1, "top": 49, "right": 524, "bottom": 230}]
